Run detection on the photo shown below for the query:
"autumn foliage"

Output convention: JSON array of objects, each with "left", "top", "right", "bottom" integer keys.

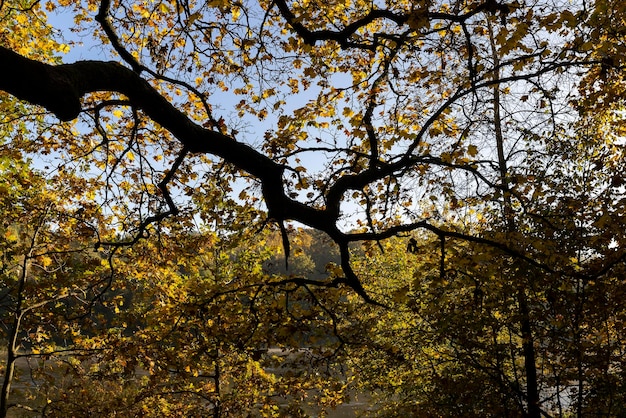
[{"left": 1, "top": 0, "right": 626, "bottom": 416}]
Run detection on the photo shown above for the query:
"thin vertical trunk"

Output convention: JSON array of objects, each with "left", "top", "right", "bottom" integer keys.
[
  {"left": 493, "top": 326, "right": 511, "bottom": 417},
  {"left": 574, "top": 276, "right": 585, "bottom": 418},
  {"left": 213, "top": 356, "right": 221, "bottom": 418},
  {"left": 213, "top": 315, "right": 221, "bottom": 418},
  {"left": 518, "top": 289, "right": 541, "bottom": 418},
  {"left": 0, "top": 256, "right": 29, "bottom": 418},
  {"left": 1, "top": 209, "right": 48, "bottom": 418},
  {"left": 487, "top": 19, "right": 541, "bottom": 418}
]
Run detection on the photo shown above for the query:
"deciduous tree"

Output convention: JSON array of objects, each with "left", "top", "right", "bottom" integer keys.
[
  {"left": 1, "top": 0, "right": 626, "bottom": 416},
  {"left": 1, "top": 0, "right": 623, "bottom": 298}
]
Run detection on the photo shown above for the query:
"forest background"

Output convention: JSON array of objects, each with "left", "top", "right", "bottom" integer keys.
[{"left": 1, "top": 0, "right": 626, "bottom": 416}]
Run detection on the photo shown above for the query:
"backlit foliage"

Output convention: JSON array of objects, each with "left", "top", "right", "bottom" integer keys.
[{"left": 1, "top": 0, "right": 626, "bottom": 416}]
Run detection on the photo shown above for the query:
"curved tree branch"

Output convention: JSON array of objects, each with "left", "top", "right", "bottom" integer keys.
[
  {"left": 0, "top": 46, "right": 329, "bottom": 229},
  {"left": 0, "top": 31, "right": 602, "bottom": 302},
  {"left": 273, "top": 0, "right": 511, "bottom": 48},
  {"left": 0, "top": 45, "right": 372, "bottom": 290}
]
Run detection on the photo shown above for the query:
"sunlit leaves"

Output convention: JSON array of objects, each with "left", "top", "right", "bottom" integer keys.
[
  {"left": 30, "top": 225, "right": 350, "bottom": 416},
  {"left": 2, "top": 0, "right": 626, "bottom": 414}
]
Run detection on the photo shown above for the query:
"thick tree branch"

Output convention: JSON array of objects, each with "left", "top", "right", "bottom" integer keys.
[
  {"left": 273, "top": 0, "right": 510, "bottom": 48},
  {"left": 0, "top": 46, "right": 334, "bottom": 231},
  {"left": 0, "top": 48, "right": 83, "bottom": 121},
  {"left": 0, "top": 46, "right": 391, "bottom": 296},
  {"left": 0, "top": 43, "right": 595, "bottom": 302}
]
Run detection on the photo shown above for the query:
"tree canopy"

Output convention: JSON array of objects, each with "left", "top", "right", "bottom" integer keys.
[
  {"left": 1, "top": 0, "right": 626, "bottom": 416},
  {"left": 1, "top": 0, "right": 624, "bottom": 296}
]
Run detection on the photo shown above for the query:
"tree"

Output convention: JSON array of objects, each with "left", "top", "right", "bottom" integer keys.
[
  {"left": 333, "top": 21, "right": 626, "bottom": 413},
  {"left": 1, "top": 0, "right": 626, "bottom": 416},
  {"left": 32, "top": 219, "right": 351, "bottom": 417},
  {"left": 1, "top": 0, "right": 623, "bottom": 299},
  {"left": 0, "top": 156, "right": 114, "bottom": 417}
]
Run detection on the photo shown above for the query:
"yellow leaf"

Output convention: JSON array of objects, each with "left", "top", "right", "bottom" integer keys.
[
  {"left": 15, "top": 14, "right": 28, "bottom": 25},
  {"left": 232, "top": 7, "right": 241, "bottom": 21},
  {"left": 5, "top": 230, "right": 18, "bottom": 242},
  {"left": 41, "top": 256, "right": 53, "bottom": 267}
]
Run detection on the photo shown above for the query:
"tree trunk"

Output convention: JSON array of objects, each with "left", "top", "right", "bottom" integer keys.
[
  {"left": 519, "top": 290, "right": 541, "bottom": 418},
  {"left": 0, "top": 256, "right": 29, "bottom": 418},
  {"left": 488, "top": 19, "right": 541, "bottom": 418}
]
